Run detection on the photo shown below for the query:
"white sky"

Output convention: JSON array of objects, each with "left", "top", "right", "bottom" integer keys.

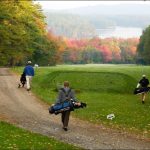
[{"left": 34, "top": 1, "right": 150, "bottom": 10}]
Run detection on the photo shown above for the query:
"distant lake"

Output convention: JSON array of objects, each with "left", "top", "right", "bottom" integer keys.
[{"left": 97, "top": 26, "right": 143, "bottom": 38}]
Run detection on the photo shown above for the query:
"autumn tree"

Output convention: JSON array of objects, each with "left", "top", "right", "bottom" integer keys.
[
  {"left": 0, "top": 0, "right": 58, "bottom": 66},
  {"left": 120, "top": 38, "right": 138, "bottom": 64}
]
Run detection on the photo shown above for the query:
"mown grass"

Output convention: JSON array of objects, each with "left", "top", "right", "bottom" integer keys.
[
  {"left": 12, "top": 64, "right": 150, "bottom": 138},
  {"left": 0, "top": 121, "right": 81, "bottom": 150}
]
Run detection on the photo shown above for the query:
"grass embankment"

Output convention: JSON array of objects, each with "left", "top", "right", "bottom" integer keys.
[
  {"left": 12, "top": 64, "right": 150, "bottom": 138},
  {"left": 0, "top": 121, "right": 81, "bottom": 150}
]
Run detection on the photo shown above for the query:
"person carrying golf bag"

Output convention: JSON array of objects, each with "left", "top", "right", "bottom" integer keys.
[
  {"left": 135, "top": 75, "right": 149, "bottom": 104},
  {"left": 55, "top": 81, "right": 79, "bottom": 131}
]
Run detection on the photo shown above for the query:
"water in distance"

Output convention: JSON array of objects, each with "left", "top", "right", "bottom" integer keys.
[{"left": 97, "top": 26, "right": 143, "bottom": 38}]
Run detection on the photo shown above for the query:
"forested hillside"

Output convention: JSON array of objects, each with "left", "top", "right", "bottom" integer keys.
[
  {"left": 44, "top": 11, "right": 150, "bottom": 39},
  {"left": 43, "top": 4, "right": 150, "bottom": 39},
  {"left": 86, "top": 15, "right": 150, "bottom": 29},
  {"left": 44, "top": 12, "right": 97, "bottom": 39}
]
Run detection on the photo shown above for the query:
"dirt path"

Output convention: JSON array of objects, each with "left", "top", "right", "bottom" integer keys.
[{"left": 0, "top": 68, "right": 150, "bottom": 149}]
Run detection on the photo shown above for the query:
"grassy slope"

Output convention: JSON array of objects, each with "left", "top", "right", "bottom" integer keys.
[{"left": 12, "top": 64, "right": 150, "bottom": 138}]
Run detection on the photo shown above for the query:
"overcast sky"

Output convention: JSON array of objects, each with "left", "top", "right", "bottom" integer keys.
[{"left": 34, "top": 1, "right": 150, "bottom": 10}]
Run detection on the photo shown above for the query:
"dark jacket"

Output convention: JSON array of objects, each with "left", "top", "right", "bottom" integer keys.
[{"left": 139, "top": 77, "right": 149, "bottom": 87}]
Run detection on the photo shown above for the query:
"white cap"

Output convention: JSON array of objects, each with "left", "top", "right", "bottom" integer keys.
[
  {"left": 142, "top": 74, "right": 146, "bottom": 77},
  {"left": 27, "top": 61, "right": 32, "bottom": 64}
]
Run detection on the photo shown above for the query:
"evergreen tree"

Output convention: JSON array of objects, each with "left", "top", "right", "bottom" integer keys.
[{"left": 137, "top": 25, "right": 150, "bottom": 64}]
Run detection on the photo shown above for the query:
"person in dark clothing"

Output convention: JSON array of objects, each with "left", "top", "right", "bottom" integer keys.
[
  {"left": 136, "top": 75, "right": 149, "bottom": 104},
  {"left": 55, "top": 81, "right": 79, "bottom": 131},
  {"left": 18, "top": 72, "right": 26, "bottom": 88}
]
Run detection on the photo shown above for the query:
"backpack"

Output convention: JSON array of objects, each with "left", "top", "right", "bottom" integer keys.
[{"left": 60, "top": 88, "right": 72, "bottom": 100}]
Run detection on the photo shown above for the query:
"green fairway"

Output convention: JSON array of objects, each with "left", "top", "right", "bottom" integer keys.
[
  {"left": 12, "top": 64, "right": 150, "bottom": 138},
  {"left": 0, "top": 121, "right": 81, "bottom": 150}
]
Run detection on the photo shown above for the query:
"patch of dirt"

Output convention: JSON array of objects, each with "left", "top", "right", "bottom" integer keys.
[{"left": 0, "top": 68, "right": 150, "bottom": 149}]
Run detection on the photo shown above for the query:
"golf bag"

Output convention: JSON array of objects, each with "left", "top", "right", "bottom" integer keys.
[
  {"left": 18, "top": 72, "right": 26, "bottom": 88},
  {"left": 133, "top": 87, "right": 150, "bottom": 95},
  {"left": 49, "top": 99, "right": 87, "bottom": 115}
]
